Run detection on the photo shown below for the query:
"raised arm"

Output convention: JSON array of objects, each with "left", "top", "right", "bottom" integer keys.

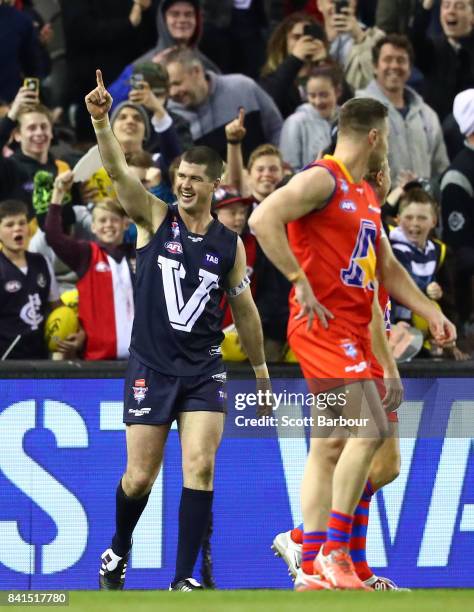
[
  {"left": 84, "top": 69, "right": 167, "bottom": 235},
  {"left": 249, "top": 166, "right": 335, "bottom": 328},
  {"left": 224, "top": 109, "right": 246, "bottom": 194}
]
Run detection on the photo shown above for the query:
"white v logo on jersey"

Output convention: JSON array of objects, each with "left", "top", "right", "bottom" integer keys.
[{"left": 158, "top": 256, "right": 220, "bottom": 332}]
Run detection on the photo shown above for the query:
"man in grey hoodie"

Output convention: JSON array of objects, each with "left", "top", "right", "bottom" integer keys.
[
  {"left": 163, "top": 48, "right": 283, "bottom": 162},
  {"left": 357, "top": 33, "right": 449, "bottom": 185}
]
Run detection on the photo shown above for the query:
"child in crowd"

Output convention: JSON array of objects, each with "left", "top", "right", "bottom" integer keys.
[
  {"left": 0, "top": 199, "right": 60, "bottom": 359},
  {"left": 212, "top": 185, "right": 256, "bottom": 329},
  {"left": 279, "top": 66, "right": 342, "bottom": 170},
  {"left": 45, "top": 171, "right": 135, "bottom": 361},
  {"left": 389, "top": 188, "right": 468, "bottom": 359}
]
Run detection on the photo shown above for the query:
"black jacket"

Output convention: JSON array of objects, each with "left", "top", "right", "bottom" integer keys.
[
  {"left": 260, "top": 55, "right": 306, "bottom": 119},
  {"left": 60, "top": 0, "right": 158, "bottom": 103},
  {"left": 411, "top": 6, "right": 474, "bottom": 121}
]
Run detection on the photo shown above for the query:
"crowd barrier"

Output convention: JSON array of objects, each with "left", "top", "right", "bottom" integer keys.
[{"left": 1, "top": 360, "right": 473, "bottom": 589}]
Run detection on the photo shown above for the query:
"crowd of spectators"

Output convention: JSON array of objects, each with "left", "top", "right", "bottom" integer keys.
[{"left": 1, "top": 0, "right": 473, "bottom": 363}]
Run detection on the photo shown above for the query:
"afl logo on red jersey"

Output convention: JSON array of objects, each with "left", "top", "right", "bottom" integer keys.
[
  {"left": 340, "top": 200, "right": 357, "bottom": 213},
  {"left": 165, "top": 241, "right": 183, "bottom": 255}
]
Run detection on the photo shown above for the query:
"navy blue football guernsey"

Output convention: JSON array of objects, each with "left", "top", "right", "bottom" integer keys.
[
  {"left": 129, "top": 203, "right": 238, "bottom": 375},
  {"left": 0, "top": 251, "right": 51, "bottom": 359}
]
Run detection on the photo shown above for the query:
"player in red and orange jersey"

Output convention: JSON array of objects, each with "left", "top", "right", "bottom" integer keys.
[
  {"left": 272, "top": 159, "right": 405, "bottom": 591},
  {"left": 250, "top": 98, "right": 456, "bottom": 591}
]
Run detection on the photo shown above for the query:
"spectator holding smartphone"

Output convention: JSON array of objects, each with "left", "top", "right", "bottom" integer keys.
[
  {"left": 317, "top": 0, "right": 385, "bottom": 90},
  {"left": 0, "top": 86, "right": 72, "bottom": 229},
  {"left": 261, "top": 12, "right": 346, "bottom": 118},
  {"left": 110, "top": 61, "right": 193, "bottom": 153}
]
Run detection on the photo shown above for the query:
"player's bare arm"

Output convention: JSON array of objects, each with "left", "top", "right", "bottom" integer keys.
[
  {"left": 227, "top": 238, "right": 272, "bottom": 416},
  {"left": 249, "top": 166, "right": 335, "bottom": 329},
  {"left": 377, "top": 237, "right": 456, "bottom": 346},
  {"left": 226, "top": 238, "right": 267, "bottom": 376},
  {"left": 369, "top": 280, "right": 403, "bottom": 412},
  {"left": 85, "top": 69, "right": 167, "bottom": 244}
]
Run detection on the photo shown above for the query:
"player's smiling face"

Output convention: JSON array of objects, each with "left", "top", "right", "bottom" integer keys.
[
  {"left": 0, "top": 214, "right": 29, "bottom": 253},
  {"left": 175, "top": 161, "right": 217, "bottom": 212}
]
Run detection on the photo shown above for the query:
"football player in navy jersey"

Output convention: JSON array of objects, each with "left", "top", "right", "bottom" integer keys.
[{"left": 86, "top": 70, "right": 271, "bottom": 592}]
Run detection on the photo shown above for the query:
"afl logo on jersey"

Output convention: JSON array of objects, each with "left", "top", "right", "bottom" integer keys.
[
  {"left": 5, "top": 280, "right": 22, "bottom": 293},
  {"left": 165, "top": 241, "right": 183, "bottom": 255},
  {"left": 340, "top": 200, "right": 357, "bottom": 213}
]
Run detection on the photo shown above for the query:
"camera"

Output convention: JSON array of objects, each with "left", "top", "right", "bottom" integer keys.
[
  {"left": 23, "top": 77, "right": 39, "bottom": 95},
  {"left": 130, "top": 73, "right": 145, "bottom": 90},
  {"left": 303, "top": 23, "right": 323, "bottom": 40},
  {"left": 334, "top": 0, "right": 349, "bottom": 14}
]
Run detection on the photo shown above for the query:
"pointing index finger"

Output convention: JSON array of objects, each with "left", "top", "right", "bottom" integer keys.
[
  {"left": 238, "top": 107, "right": 245, "bottom": 126},
  {"left": 96, "top": 69, "right": 105, "bottom": 89}
]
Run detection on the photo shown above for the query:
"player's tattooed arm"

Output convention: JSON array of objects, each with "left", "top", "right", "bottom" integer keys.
[{"left": 85, "top": 69, "right": 167, "bottom": 237}]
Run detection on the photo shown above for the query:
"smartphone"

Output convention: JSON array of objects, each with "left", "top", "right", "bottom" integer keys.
[
  {"left": 334, "top": 0, "right": 349, "bottom": 14},
  {"left": 303, "top": 23, "right": 323, "bottom": 40},
  {"left": 23, "top": 77, "right": 39, "bottom": 95},
  {"left": 130, "top": 73, "right": 145, "bottom": 90}
]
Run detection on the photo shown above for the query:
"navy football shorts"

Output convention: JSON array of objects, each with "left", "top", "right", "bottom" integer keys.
[{"left": 123, "top": 355, "right": 227, "bottom": 425}]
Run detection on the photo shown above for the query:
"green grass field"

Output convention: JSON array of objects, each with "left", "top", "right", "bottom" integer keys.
[{"left": 12, "top": 590, "right": 474, "bottom": 612}]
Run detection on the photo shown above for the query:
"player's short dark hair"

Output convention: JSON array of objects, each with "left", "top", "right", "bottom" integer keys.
[
  {"left": 0, "top": 199, "right": 28, "bottom": 222},
  {"left": 372, "top": 34, "right": 414, "bottom": 67},
  {"left": 398, "top": 188, "right": 439, "bottom": 218},
  {"left": 338, "top": 98, "right": 388, "bottom": 136},
  {"left": 181, "top": 146, "right": 224, "bottom": 181}
]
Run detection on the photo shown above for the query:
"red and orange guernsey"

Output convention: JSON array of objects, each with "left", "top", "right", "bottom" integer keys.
[{"left": 287, "top": 155, "right": 382, "bottom": 339}]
